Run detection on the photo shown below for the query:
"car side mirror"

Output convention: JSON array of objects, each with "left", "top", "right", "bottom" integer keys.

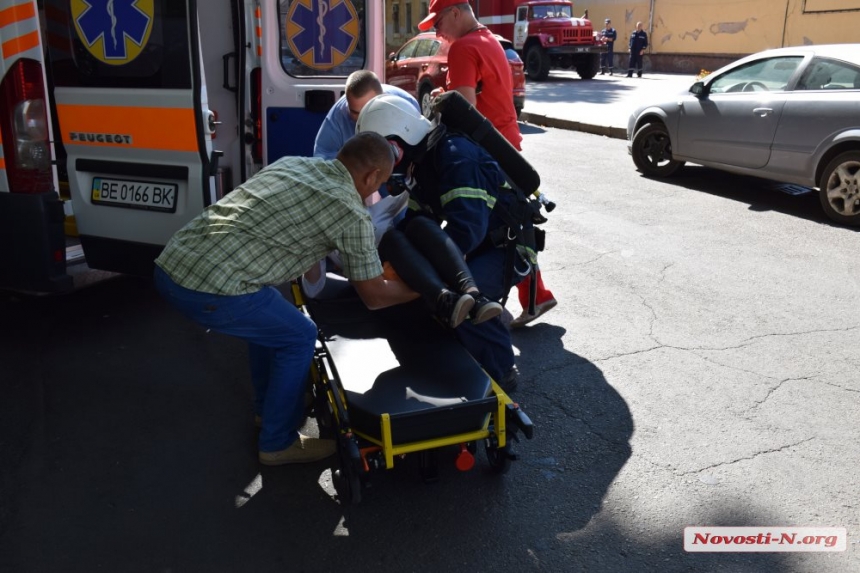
[
  {"left": 689, "top": 81, "right": 707, "bottom": 97},
  {"left": 388, "top": 51, "right": 396, "bottom": 61}
]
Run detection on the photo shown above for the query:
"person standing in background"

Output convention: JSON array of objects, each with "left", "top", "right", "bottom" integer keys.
[
  {"left": 627, "top": 21, "right": 648, "bottom": 78},
  {"left": 599, "top": 18, "right": 617, "bottom": 75}
]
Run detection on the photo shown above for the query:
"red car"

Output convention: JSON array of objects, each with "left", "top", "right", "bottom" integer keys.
[{"left": 386, "top": 31, "right": 526, "bottom": 117}]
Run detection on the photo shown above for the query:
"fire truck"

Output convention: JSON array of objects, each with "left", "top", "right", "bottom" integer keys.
[
  {"left": 475, "top": 0, "right": 604, "bottom": 81},
  {"left": 0, "top": 0, "right": 384, "bottom": 293}
]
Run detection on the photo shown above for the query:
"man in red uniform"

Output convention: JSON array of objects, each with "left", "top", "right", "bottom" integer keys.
[{"left": 418, "top": 0, "right": 557, "bottom": 328}]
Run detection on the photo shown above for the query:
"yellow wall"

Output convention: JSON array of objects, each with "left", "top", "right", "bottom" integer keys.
[
  {"left": 383, "top": 1, "right": 860, "bottom": 60},
  {"left": 588, "top": 0, "right": 860, "bottom": 56}
]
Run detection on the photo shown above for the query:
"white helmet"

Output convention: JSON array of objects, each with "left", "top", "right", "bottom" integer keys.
[{"left": 355, "top": 94, "right": 433, "bottom": 146}]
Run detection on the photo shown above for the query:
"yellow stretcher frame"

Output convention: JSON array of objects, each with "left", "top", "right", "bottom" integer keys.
[{"left": 291, "top": 282, "right": 532, "bottom": 502}]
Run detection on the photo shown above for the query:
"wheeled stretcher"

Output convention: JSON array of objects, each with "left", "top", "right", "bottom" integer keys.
[{"left": 291, "top": 279, "right": 534, "bottom": 505}]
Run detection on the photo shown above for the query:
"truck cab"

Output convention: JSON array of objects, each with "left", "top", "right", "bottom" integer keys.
[{"left": 511, "top": 0, "right": 604, "bottom": 80}]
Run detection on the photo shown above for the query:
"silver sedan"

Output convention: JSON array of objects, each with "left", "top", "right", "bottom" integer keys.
[{"left": 627, "top": 44, "right": 860, "bottom": 226}]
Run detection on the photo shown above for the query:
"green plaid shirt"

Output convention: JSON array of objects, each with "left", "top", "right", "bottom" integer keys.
[{"left": 155, "top": 156, "right": 381, "bottom": 295}]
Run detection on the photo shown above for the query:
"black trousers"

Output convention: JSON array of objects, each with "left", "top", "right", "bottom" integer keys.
[
  {"left": 377, "top": 216, "right": 476, "bottom": 308},
  {"left": 628, "top": 51, "right": 644, "bottom": 75}
]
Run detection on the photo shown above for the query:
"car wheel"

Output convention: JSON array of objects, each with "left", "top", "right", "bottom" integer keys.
[
  {"left": 819, "top": 150, "right": 860, "bottom": 226},
  {"left": 418, "top": 84, "right": 434, "bottom": 118},
  {"left": 631, "top": 122, "right": 684, "bottom": 177},
  {"left": 525, "top": 46, "right": 550, "bottom": 81}
]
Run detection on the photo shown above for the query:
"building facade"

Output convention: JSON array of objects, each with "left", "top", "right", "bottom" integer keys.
[
  {"left": 384, "top": 0, "right": 860, "bottom": 73},
  {"left": 536, "top": 0, "right": 860, "bottom": 73},
  {"left": 386, "top": 1, "right": 428, "bottom": 54}
]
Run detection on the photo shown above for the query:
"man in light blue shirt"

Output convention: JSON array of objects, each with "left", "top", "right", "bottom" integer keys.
[{"left": 314, "top": 70, "right": 420, "bottom": 161}]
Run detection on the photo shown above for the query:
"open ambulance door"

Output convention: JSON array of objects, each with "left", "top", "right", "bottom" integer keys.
[
  {"left": 0, "top": 0, "right": 68, "bottom": 293},
  {"left": 45, "top": 0, "right": 232, "bottom": 277},
  {"left": 255, "top": 0, "right": 384, "bottom": 164}
]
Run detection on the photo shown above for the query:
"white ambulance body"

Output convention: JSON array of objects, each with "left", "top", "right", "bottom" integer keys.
[{"left": 0, "top": 0, "right": 384, "bottom": 292}]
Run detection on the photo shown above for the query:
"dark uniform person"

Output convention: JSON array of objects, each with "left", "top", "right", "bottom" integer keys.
[
  {"left": 357, "top": 95, "right": 529, "bottom": 392},
  {"left": 599, "top": 18, "right": 617, "bottom": 75},
  {"left": 627, "top": 21, "right": 648, "bottom": 78}
]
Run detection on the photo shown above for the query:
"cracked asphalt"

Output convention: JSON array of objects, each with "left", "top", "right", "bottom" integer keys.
[
  {"left": 514, "top": 125, "right": 859, "bottom": 571},
  {"left": 1, "top": 124, "right": 857, "bottom": 572}
]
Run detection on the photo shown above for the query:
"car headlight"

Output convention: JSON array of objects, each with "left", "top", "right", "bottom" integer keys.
[{"left": 547, "top": 35, "right": 556, "bottom": 44}]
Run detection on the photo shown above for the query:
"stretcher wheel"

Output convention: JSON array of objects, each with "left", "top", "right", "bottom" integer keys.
[
  {"left": 333, "top": 466, "right": 361, "bottom": 505},
  {"left": 333, "top": 439, "right": 363, "bottom": 505},
  {"left": 484, "top": 442, "right": 512, "bottom": 475}
]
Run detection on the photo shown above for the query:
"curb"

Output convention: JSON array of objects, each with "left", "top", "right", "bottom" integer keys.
[{"left": 520, "top": 112, "right": 628, "bottom": 141}]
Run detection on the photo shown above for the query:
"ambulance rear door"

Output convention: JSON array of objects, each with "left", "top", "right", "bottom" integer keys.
[
  {"left": 257, "top": 0, "right": 383, "bottom": 163},
  {"left": 45, "top": 0, "right": 220, "bottom": 276}
]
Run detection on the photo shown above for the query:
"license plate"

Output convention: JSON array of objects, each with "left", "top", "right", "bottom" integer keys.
[{"left": 91, "top": 177, "right": 178, "bottom": 212}]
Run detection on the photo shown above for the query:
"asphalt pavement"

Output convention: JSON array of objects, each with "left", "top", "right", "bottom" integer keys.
[{"left": 519, "top": 71, "right": 698, "bottom": 139}]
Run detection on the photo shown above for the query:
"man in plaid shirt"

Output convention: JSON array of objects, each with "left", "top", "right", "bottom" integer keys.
[{"left": 154, "top": 132, "right": 418, "bottom": 466}]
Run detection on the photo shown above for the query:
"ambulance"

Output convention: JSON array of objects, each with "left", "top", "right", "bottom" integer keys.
[{"left": 0, "top": 0, "right": 384, "bottom": 293}]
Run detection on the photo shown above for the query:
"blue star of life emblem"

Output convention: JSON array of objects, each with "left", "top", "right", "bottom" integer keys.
[
  {"left": 286, "top": 0, "right": 359, "bottom": 70},
  {"left": 73, "top": 0, "right": 153, "bottom": 63}
]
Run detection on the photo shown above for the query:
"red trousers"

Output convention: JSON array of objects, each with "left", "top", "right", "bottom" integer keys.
[{"left": 516, "top": 269, "right": 555, "bottom": 309}]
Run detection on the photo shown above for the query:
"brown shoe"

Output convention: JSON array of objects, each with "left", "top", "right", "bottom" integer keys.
[
  {"left": 259, "top": 434, "right": 336, "bottom": 465},
  {"left": 510, "top": 298, "right": 558, "bottom": 329}
]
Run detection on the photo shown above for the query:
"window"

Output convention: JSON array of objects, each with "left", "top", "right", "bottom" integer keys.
[
  {"left": 796, "top": 58, "right": 860, "bottom": 90},
  {"left": 421, "top": 2, "right": 428, "bottom": 19},
  {"left": 393, "top": 4, "right": 400, "bottom": 34},
  {"left": 412, "top": 39, "right": 436, "bottom": 58},
  {"left": 395, "top": 39, "right": 420, "bottom": 62},
  {"left": 709, "top": 56, "right": 803, "bottom": 93},
  {"left": 46, "top": 0, "right": 191, "bottom": 89},
  {"left": 517, "top": 6, "right": 528, "bottom": 22},
  {"left": 278, "top": 0, "right": 368, "bottom": 77},
  {"left": 406, "top": 3, "right": 413, "bottom": 33}
]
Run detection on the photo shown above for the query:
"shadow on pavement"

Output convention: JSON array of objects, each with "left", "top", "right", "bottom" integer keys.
[
  {"left": 655, "top": 165, "right": 858, "bottom": 230},
  {"left": 0, "top": 278, "right": 796, "bottom": 571},
  {"left": 519, "top": 122, "right": 547, "bottom": 136},
  {"left": 526, "top": 77, "right": 639, "bottom": 106}
]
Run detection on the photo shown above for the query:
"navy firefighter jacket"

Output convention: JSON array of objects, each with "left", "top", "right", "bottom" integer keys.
[
  {"left": 408, "top": 133, "right": 509, "bottom": 257},
  {"left": 629, "top": 29, "right": 648, "bottom": 52}
]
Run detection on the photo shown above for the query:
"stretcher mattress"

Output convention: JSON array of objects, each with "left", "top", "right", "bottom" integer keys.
[{"left": 305, "top": 283, "right": 494, "bottom": 444}]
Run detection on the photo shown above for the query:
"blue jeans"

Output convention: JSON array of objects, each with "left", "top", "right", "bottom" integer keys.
[{"left": 154, "top": 266, "right": 317, "bottom": 452}]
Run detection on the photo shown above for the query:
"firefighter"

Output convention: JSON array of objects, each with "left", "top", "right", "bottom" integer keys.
[
  {"left": 419, "top": 0, "right": 557, "bottom": 328},
  {"left": 627, "top": 21, "right": 649, "bottom": 78},
  {"left": 599, "top": 18, "right": 617, "bottom": 75},
  {"left": 357, "top": 94, "right": 527, "bottom": 392}
]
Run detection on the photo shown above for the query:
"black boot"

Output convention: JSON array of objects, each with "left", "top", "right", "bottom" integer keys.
[
  {"left": 436, "top": 290, "right": 475, "bottom": 329},
  {"left": 469, "top": 293, "right": 503, "bottom": 324}
]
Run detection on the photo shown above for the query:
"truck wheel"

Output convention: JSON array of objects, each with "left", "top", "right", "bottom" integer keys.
[
  {"left": 631, "top": 122, "right": 684, "bottom": 177},
  {"left": 525, "top": 46, "right": 550, "bottom": 81},
  {"left": 576, "top": 54, "right": 600, "bottom": 80},
  {"left": 818, "top": 150, "right": 860, "bottom": 226}
]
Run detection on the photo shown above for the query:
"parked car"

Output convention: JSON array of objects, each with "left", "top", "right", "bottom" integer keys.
[
  {"left": 627, "top": 44, "right": 860, "bottom": 226},
  {"left": 385, "top": 31, "right": 526, "bottom": 118}
]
